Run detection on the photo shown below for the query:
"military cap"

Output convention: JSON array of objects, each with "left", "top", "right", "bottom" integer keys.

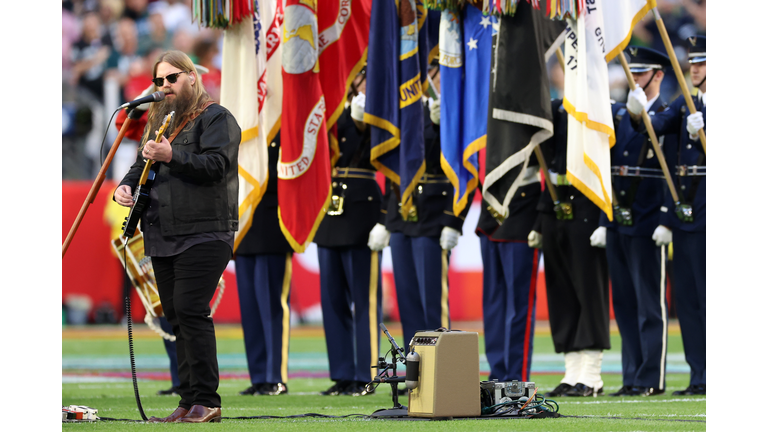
[
  {"left": 687, "top": 35, "right": 706, "bottom": 63},
  {"left": 626, "top": 46, "right": 670, "bottom": 73}
]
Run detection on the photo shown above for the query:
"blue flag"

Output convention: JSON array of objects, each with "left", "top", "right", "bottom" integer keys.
[
  {"left": 439, "top": 5, "right": 493, "bottom": 216},
  {"left": 365, "top": 0, "right": 433, "bottom": 218}
]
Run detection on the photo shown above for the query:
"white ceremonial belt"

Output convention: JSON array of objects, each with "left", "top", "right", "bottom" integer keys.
[{"left": 520, "top": 166, "right": 541, "bottom": 186}]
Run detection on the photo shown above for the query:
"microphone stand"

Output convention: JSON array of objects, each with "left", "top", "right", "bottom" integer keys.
[{"left": 62, "top": 107, "right": 143, "bottom": 258}]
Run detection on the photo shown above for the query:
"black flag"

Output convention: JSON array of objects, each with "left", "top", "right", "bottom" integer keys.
[{"left": 483, "top": 3, "right": 565, "bottom": 217}]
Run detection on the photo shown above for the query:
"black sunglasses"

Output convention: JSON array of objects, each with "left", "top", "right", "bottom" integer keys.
[{"left": 152, "top": 71, "right": 190, "bottom": 87}]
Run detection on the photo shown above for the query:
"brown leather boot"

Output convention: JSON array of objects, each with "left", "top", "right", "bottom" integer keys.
[
  {"left": 146, "top": 406, "right": 189, "bottom": 423},
  {"left": 178, "top": 405, "right": 222, "bottom": 423}
]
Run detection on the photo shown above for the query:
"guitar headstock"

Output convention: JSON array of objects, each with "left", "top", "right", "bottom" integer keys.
[{"left": 155, "top": 111, "right": 175, "bottom": 140}]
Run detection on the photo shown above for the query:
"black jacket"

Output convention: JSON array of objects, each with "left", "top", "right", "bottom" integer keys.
[{"left": 120, "top": 104, "right": 241, "bottom": 236}]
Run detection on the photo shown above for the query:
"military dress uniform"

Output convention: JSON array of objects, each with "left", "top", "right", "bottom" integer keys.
[
  {"left": 601, "top": 47, "right": 676, "bottom": 397},
  {"left": 235, "top": 131, "right": 292, "bottom": 396},
  {"left": 475, "top": 165, "right": 541, "bottom": 383},
  {"left": 314, "top": 106, "right": 383, "bottom": 396},
  {"left": 536, "top": 99, "right": 611, "bottom": 397},
  {"left": 385, "top": 104, "right": 470, "bottom": 351},
  {"left": 632, "top": 37, "right": 706, "bottom": 395}
]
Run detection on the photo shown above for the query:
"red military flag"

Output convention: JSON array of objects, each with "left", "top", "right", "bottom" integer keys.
[
  {"left": 278, "top": 0, "right": 332, "bottom": 252},
  {"left": 317, "top": 0, "right": 371, "bottom": 165}
]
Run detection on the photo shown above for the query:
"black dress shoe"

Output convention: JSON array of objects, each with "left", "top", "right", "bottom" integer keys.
[
  {"left": 544, "top": 383, "right": 573, "bottom": 397},
  {"left": 608, "top": 385, "right": 636, "bottom": 396},
  {"left": 260, "top": 382, "right": 288, "bottom": 395},
  {"left": 633, "top": 387, "right": 665, "bottom": 396},
  {"left": 564, "top": 383, "right": 604, "bottom": 397},
  {"left": 156, "top": 386, "right": 180, "bottom": 396},
  {"left": 239, "top": 384, "right": 264, "bottom": 395},
  {"left": 673, "top": 384, "right": 705, "bottom": 395},
  {"left": 321, "top": 380, "right": 352, "bottom": 396}
]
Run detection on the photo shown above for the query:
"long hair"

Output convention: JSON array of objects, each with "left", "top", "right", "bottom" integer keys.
[{"left": 140, "top": 50, "right": 211, "bottom": 147}]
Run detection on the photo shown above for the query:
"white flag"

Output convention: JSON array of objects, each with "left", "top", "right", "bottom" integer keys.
[
  {"left": 221, "top": 1, "right": 283, "bottom": 251},
  {"left": 602, "top": 0, "right": 656, "bottom": 62},
  {"left": 562, "top": 4, "right": 615, "bottom": 220}
]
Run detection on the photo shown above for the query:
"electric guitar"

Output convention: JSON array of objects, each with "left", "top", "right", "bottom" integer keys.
[{"left": 122, "top": 111, "right": 174, "bottom": 239}]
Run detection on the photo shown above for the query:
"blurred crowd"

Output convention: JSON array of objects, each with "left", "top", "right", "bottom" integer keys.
[
  {"left": 62, "top": 0, "right": 705, "bottom": 181},
  {"left": 62, "top": 0, "right": 224, "bottom": 181}
]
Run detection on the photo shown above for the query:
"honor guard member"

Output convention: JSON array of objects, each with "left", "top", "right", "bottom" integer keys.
[
  {"left": 235, "top": 130, "right": 292, "bottom": 396},
  {"left": 593, "top": 47, "right": 675, "bottom": 397},
  {"left": 314, "top": 73, "right": 382, "bottom": 397},
  {"left": 626, "top": 36, "right": 706, "bottom": 396},
  {"left": 529, "top": 99, "right": 611, "bottom": 398},
  {"left": 371, "top": 65, "right": 470, "bottom": 354},
  {"left": 475, "top": 163, "right": 541, "bottom": 383}
]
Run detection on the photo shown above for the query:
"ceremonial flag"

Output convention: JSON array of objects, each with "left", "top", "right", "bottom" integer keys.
[
  {"left": 278, "top": 0, "right": 332, "bottom": 252},
  {"left": 602, "top": 0, "right": 657, "bottom": 62},
  {"left": 482, "top": 2, "right": 565, "bottom": 217},
  {"left": 365, "top": 0, "right": 432, "bottom": 218},
  {"left": 563, "top": 0, "right": 616, "bottom": 220},
  {"left": 317, "top": 0, "right": 372, "bottom": 166},
  {"left": 221, "top": 0, "right": 284, "bottom": 252},
  {"left": 438, "top": 5, "right": 492, "bottom": 216}
]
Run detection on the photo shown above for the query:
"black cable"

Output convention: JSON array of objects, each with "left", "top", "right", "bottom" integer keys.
[
  {"left": 99, "top": 108, "right": 123, "bottom": 166},
  {"left": 123, "top": 244, "right": 148, "bottom": 421}
]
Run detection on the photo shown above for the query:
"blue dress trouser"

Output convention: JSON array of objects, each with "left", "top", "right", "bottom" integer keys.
[
  {"left": 606, "top": 231, "right": 668, "bottom": 389},
  {"left": 389, "top": 232, "right": 450, "bottom": 350},
  {"left": 318, "top": 246, "right": 382, "bottom": 383},
  {"left": 480, "top": 237, "right": 538, "bottom": 382},
  {"left": 671, "top": 229, "right": 706, "bottom": 386},
  {"left": 235, "top": 253, "right": 291, "bottom": 385}
]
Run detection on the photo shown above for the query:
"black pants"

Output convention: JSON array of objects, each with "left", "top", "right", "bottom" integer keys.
[
  {"left": 541, "top": 213, "right": 610, "bottom": 353},
  {"left": 152, "top": 240, "right": 231, "bottom": 409}
]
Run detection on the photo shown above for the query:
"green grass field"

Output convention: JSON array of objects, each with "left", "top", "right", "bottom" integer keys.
[{"left": 63, "top": 321, "right": 706, "bottom": 431}]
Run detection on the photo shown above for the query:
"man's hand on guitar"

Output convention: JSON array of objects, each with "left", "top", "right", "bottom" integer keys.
[
  {"left": 114, "top": 185, "right": 134, "bottom": 207},
  {"left": 142, "top": 134, "right": 173, "bottom": 163}
]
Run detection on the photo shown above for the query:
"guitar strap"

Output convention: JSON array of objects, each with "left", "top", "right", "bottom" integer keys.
[{"left": 166, "top": 101, "right": 215, "bottom": 144}]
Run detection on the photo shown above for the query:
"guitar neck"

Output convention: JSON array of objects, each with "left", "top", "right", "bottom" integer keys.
[
  {"left": 137, "top": 159, "right": 154, "bottom": 186},
  {"left": 137, "top": 111, "right": 174, "bottom": 186}
]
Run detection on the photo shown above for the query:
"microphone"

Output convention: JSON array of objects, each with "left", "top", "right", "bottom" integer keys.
[{"left": 120, "top": 91, "right": 166, "bottom": 109}]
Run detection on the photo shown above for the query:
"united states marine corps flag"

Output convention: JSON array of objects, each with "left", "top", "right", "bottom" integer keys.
[
  {"left": 221, "top": 0, "right": 284, "bottom": 252},
  {"left": 317, "top": 1, "right": 371, "bottom": 166},
  {"left": 279, "top": 0, "right": 332, "bottom": 252},
  {"left": 482, "top": 1, "right": 565, "bottom": 217},
  {"left": 365, "top": 0, "right": 432, "bottom": 219}
]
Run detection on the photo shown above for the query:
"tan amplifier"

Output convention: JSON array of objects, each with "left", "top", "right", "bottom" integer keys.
[{"left": 407, "top": 330, "right": 481, "bottom": 418}]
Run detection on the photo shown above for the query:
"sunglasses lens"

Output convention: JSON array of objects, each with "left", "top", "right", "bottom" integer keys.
[
  {"left": 152, "top": 78, "right": 164, "bottom": 86},
  {"left": 167, "top": 73, "right": 179, "bottom": 84}
]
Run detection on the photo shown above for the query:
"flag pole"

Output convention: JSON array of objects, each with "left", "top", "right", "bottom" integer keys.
[
  {"left": 533, "top": 48, "right": 566, "bottom": 205},
  {"left": 617, "top": 52, "right": 681, "bottom": 204},
  {"left": 63, "top": 113, "right": 136, "bottom": 258},
  {"left": 651, "top": 7, "right": 706, "bottom": 153}
]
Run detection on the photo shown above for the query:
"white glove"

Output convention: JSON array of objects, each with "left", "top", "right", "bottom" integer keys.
[
  {"left": 589, "top": 226, "right": 607, "bottom": 248},
  {"left": 527, "top": 230, "right": 543, "bottom": 249},
  {"left": 439, "top": 226, "right": 460, "bottom": 250},
  {"left": 626, "top": 87, "right": 648, "bottom": 116},
  {"left": 367, "top": 223, "right": 390, "bottom": 251},
  {"left": 429, "top": 97, "right": 440, "bottom": 125},
  {"left": 651, "top": 225, "right": 673, "bottom": 246},
  {"left": 686, "top": 111, "right": 704, "bottom": 140},
  {"left": 350, "top": 92, "right": 366, "bottom": 122}
]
